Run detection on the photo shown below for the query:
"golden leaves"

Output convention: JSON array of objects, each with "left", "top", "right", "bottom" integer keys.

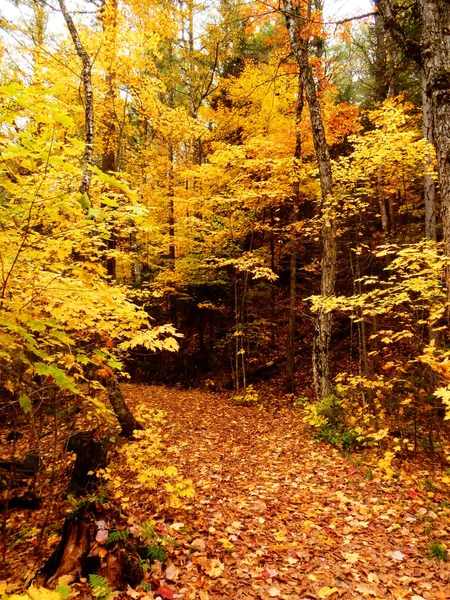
[
  {"left": 204, "top": 559, "right": 224, "bottom": 578},
  {"left": 317, "top": 586, "right": 339, "bottom": 598}
]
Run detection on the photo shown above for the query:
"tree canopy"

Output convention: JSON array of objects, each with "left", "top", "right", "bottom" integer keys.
[{"left": 1, "top": 0, "right": 450, "bottom": 596}]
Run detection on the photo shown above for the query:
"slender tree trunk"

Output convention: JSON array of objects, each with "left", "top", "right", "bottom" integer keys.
[
  {"left": 166, "top": 37, "right": 177, "bottom": 323},
  {"left": 422, "top": 69, "right": 437, "bottom": 242},
  {"left": 168, "top": 141, "right": 175, "bottom": 265},
  {"left": 59, "top": 2, "right": 141, "bottom": 434},
  {"left": 270, "top": 208, "right": 276, "bottom": 348},
  {"left": 104, "top": 377, "right": 142, "bottom": 438},
  {"left": 374, "top": 2, "right": 388, "bottom": 100},
  {"left": 417, "top": 1, "right": 450, "bottom": 255},
  {"left": 421, "top": 70, "right": 440, "bottom": 345},
  {"left": 286, "top": 76, "right": 304, "bottom": 393},
  {"left": 31, "top": 0, "right": 47, "bottom": 84},
  {"left": 58, "top": 0, "right": 94, "bottom": 197},
  {"left": 101, "top": 0, "right": 119, "bottom": 280},
  {"left": 283, "top": 0, "right": 337, "bottom": 399}
]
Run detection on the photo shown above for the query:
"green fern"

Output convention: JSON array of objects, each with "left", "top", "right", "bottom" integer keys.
[
  {"left": 146, "top": 543, "right": 168, "bottom": 564},
  {"left": 107, "top": 529, "right": 130, "bottom": 544},
  {"left": 163, "top": 535, "right": 178, "bottom": 547},
  {"left": 89, "top": 574, "right": 112, "bottom": 600},
  {"left": 55, "top": 585, "right": 71, "bottom": 599},
  {"left": 141, "top": 521, "right": 156, "bottom": 540}
]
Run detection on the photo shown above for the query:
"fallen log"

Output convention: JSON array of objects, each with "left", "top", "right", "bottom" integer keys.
[
  {"left": 0, "top": 491, "right": 42, "bottom": 512},
  {"left": 0, "top": 453, "right": 43, "bottom": 477}
]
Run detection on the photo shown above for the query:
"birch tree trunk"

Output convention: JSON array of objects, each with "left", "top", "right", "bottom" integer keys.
[
  {"left": 59, "top": 0, "right": 141, "bottom": 436},
  {"left": 283, "top": 0, "right": 337, "bottom": 400},
  {"left": 58, "top": 0, "right": 94, "bottom": 197}
]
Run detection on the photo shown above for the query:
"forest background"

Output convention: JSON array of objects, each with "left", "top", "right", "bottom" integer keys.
[{"left": 1, "top": 0, "right": 450, "bottom": 596}]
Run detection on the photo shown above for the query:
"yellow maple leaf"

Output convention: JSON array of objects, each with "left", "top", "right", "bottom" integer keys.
[
  {"left": 317, "top": 587, "right": 338, "bottom": 598},
  {"left": 343, "top": 551, "right": 360, "bottom": 564},
  {"left": 273, "top": 529, "right": 287, "bottom": 541},
  {"left": 205, "top": 559, "right": 224, "bottom": 578}
]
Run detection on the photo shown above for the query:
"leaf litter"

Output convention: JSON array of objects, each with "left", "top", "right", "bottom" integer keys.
[
  {"left": 1, "top": 384, "right": 449, "bottom": 599},
  {"left": 119, "top": 385, "right": 450, "bottom": 600}
]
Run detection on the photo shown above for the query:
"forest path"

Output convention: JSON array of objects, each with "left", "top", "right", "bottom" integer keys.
[{"left": 122, "top": 385, "right": 450, "bottom": 600}]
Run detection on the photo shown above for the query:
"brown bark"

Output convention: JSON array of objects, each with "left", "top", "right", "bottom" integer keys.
[
  {"left": 58, "top": 0, "right": 94, "bottom": 197},
  {"left": 417, "top": 0, "right": 450, "bottom": 261},
  {"left": 286, "top": 76, "right": 304, "bottom": 394},
  {"left": 104, "top": 377, "right": 142, "bottom": 438},
  {"left": 45, "top": 503, "right": 143, "bottom": 588},
  {"left": 283, "top": 0, "right": 337, "bottom": 399},
  {"left": 422, "top": 76, "right": 437, "bottom": 242},
  {"left": 47, "top": 515, "right": 91, "bottom": 585},
  {"left": 377, "top": 0, "right": 450, "bottom": 256},
  {"left": 374, "top": 3, "right": 388, "bottom": 100}
]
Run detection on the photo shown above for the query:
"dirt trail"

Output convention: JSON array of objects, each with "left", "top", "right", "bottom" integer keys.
[{"left": 122, "top": 385, "right": 450, "bottom": 600}]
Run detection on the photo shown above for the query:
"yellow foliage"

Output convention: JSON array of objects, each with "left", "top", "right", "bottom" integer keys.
[
  {"left": 0, "top": 585, "right": 65, "bottom": 600},
  {"left": 377, "top": 451, "right": 396, "bottom": 479},
  {"left": 105, "top": 403, "right": 194, "bottom": 509}
]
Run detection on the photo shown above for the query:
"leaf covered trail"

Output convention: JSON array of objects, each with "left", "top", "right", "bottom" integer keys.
[{"left": 123, "top": 385, "right": 450, "bottom": 600}]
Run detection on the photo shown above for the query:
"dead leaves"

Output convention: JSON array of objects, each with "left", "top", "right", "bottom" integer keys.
[
  {"left": 204, "top": 558, "right": 225, "bottom": 578},
  {"left": 5, "top": 385, "right": 450, "bottom": 599},
  {"left": 130, "top": 385, "right": 450, "bottom": 600},
  {"left": 317, "top": 587, "right": 338, "bottom": 598}
]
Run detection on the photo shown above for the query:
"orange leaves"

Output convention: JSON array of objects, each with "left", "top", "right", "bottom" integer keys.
[
  {"left": 117, "top": 386, "right": 450, "bottom": 600},
  {"left": 324, "top": 100, "right": 361, "bottom": 146}
]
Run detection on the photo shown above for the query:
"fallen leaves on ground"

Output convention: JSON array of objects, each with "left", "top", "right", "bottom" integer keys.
[
  {"left": 119, "top": 385, "right": 450, "bottom": 600},
  {"left": 1, "top": 384, "right": 450, "bottom": 599}
]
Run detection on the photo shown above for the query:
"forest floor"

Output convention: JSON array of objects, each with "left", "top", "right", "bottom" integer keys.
[
  {"left": 119, "top": 385, "right": 450, "bottom": 600},
  {"left": 1, "top": 384, "right": 450, "bottom": 599}
]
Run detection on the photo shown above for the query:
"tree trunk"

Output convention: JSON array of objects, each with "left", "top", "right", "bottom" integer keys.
[
  {"left": 104, "top": 378, "right": 142, "bottom": 438},
  {"left": 168, "top": 141, "right": 176, "bottom": 266},
  {"left": 417, "top": 1, "right": 449, "bottom": 248},
  {"left": 100, "top": 0, "right": 119, "bottom": 280},
  {"left": 58, "top": 0, "right": 94, "bottom": 197},
  {"left": 374, "top": 3, "right": 388, "bottom": 100},
  {"left": 377, "top": 0, "right": 450, "bottom": 257},
  {"left": 422, "top": 78, "right": 437, "bottom": 242},
  {"left": 283, "top": 0, "right": 337, "bottom": 400},
  {"left": 66, "top": 432, "right": 108, "bottom": 496},
  {"left": 286, "top": 76, "right": 303, "bottom": 394}
]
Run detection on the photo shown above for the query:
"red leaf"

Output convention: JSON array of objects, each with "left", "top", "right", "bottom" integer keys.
[
  {"left": 289, "top": 549, "right": 299, "bottom": 558},
  {"left": 155, "top": 586, "right": 176, "bottom": 599},
  {"left": 407, "top": 490, "right": 418, "bottom": 499}
]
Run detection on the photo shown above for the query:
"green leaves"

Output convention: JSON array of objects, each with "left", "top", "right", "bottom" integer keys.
[
  {"left": 19, "top": 394, "right": 32, "bottom": 414},
  {"left": 34, "top": 363, "right": 78, "bottom": 393}
]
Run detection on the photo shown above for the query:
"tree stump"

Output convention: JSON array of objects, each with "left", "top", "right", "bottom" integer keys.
[
  {"left": 66, "top": 432, "right": 108, "bottom": 496},
  {"left": 43, "top": 503, "right": 143, "bottom": 589}
]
